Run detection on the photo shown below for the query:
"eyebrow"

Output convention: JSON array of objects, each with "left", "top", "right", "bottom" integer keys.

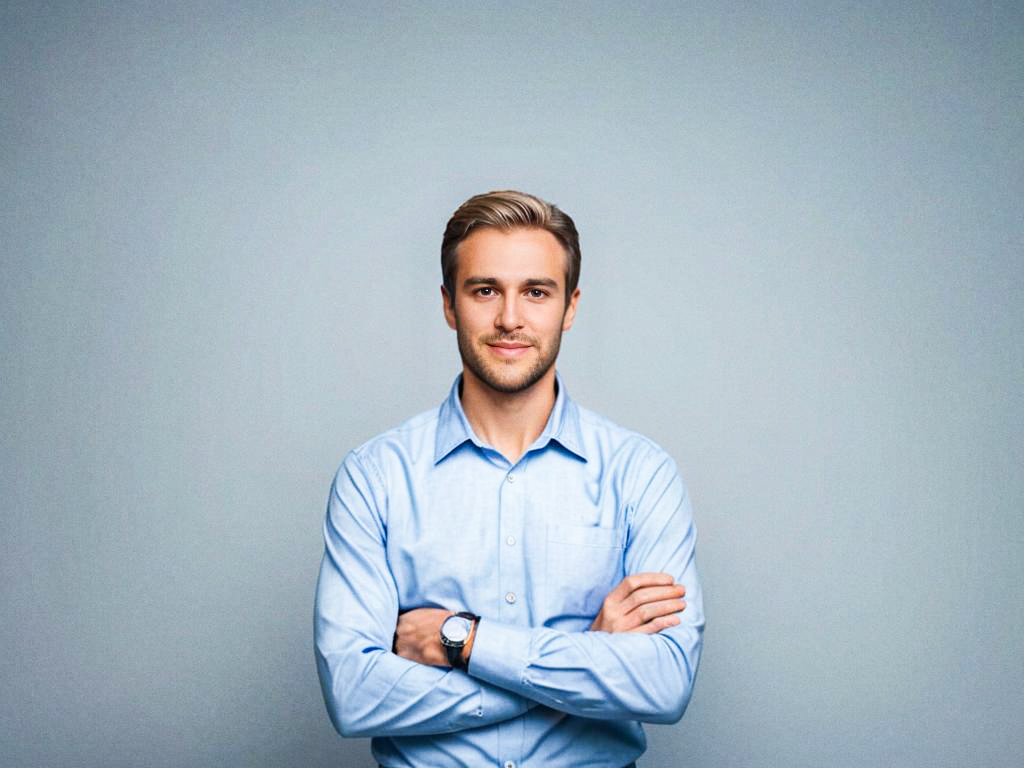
[{"left": 462, "top": 276, "right": 560, "bottom": 290}]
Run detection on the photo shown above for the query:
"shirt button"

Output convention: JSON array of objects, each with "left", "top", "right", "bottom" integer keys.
[
  {"left": 506, "top": 473, "right": 516, "bottom": 483},
  {"left": 505, "top": 592, "right": 516, "bottom": 604},
  {"left": 505, "top": 535, "right": 516, "bottom": 546},
  {"left": 505, "top": 762, "right": 516, "bottom": 768}
]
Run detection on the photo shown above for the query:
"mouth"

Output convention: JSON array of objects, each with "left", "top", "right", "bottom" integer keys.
[{"left": 487, "top": 341, "right": 532, "bottom": 359}]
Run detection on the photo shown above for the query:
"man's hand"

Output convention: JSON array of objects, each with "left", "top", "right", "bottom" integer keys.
[
  {"left": 394, "top": 608, "right": 455, "bottom": 666},
  {"left": 590, "top": 572, "right": 686, "bottom": 634}
]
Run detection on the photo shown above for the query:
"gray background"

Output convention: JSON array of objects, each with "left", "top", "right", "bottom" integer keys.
[{"left": 2, "top": 2, "right": 1021, "bottom": 766}]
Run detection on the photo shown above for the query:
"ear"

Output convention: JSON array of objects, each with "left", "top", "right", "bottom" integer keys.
[
  {"left": 561, "top": 288, "right": 581, "bottom": 331},
  {"left": 442, "top": 285, "right": 457, "bottom": 330}
]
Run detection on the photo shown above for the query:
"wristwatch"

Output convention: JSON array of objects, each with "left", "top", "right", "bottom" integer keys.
[{"left": 440, "top": 611, "right": 479, "bottom": 669}]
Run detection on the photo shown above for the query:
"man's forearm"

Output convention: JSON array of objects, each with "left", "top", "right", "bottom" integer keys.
[
  {"left": 316, "top": 616, "right": 537, "bottom": 737},
  {"left": 466, "top": 618, "right": 702, "bottom": 723}
]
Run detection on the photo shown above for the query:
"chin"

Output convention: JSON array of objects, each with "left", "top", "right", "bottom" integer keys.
[{"left": 478, "top": 363, "right": 554, "bottom": 395}]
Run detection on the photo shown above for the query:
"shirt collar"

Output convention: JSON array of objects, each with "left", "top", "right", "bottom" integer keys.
[{"left": 434, "top": 371, "right": 588, "bottom": 464}]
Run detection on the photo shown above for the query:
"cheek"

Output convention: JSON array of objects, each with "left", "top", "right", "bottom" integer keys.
[
  {"left": 540, "top": 306, "right": 569, "bottom": 332},
  {"left": 453, "top": 303, "right": 492, "bottom": 334}
]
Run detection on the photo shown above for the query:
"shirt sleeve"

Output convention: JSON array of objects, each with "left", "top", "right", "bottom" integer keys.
[
  {"left": 466, "top": 447, "right": 704, "bottom": 723},
  {"left": 314, "top": 451, "right": 535, "bottom": 738}
]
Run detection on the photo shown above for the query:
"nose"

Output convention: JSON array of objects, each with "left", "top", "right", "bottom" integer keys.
[{"left": 496, "top": 294, "right": 523, "bottom": 332}]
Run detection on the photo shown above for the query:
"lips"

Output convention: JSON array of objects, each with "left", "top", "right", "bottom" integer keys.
[{"left": 487, "top": 341, "right": 531, "bottom": 358}]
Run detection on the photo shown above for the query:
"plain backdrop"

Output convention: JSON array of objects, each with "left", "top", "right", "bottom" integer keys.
[{"left": 2, "top": 2, "right": 1022, "bottom": 766}]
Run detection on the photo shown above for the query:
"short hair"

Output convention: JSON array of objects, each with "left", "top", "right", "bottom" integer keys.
[{"left": 441, "top": 190, "right": 581, "bottom": 301}]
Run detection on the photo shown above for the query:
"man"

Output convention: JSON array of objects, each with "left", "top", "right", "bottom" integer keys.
[{"left": 315, "top": 190, "right": 704, "bottom": 767}]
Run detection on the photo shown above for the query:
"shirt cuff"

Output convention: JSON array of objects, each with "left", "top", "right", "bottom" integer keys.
[{"left": 467, "top": 618, "right": 533, "bottom": 692}]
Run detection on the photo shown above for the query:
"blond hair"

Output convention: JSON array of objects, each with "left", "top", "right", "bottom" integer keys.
[{"left": 441, "top": 190, "right": 581, "bottom": 300}]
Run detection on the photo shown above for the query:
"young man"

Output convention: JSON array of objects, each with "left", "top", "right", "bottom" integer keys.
[{"left": 315, "top": 191, "right": 704, "bottom": 767}]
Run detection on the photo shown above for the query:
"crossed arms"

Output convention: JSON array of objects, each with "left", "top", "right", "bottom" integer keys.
[
  {"left": 394, "top": 571, "right": 688, "bottom": 667},
  {"left": 314, "top": 449, "right": 704, "bottom": 738}
]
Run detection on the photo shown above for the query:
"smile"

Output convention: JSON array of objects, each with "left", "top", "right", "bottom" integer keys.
[{"left": 487, "top": 342, "right": 531, "bottom": 359}]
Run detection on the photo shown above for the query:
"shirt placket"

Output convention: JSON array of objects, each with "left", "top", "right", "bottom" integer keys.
[{"left": 496, "top": 457, "right": 527, "bottom": 767}]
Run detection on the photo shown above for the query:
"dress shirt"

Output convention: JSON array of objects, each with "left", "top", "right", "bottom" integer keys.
[{"left": 315, "top": 373, "right": 704, "bottom": 768}]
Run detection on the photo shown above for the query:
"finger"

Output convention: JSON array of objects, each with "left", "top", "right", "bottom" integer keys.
[
  {"left": 610, "top": 598, "right": 685, "bottom": 633},
  {"left": 608, "top": 572, "right": 675, "bottom": 602},
  {"left": 631, "top": 613, "right": 682, "bottom": 634},
  {"left": 628, "top": 597, "right": 686, "bottom": 625},
  {"left": 621, "top": 584, "right": 686, "bottom": 611}
]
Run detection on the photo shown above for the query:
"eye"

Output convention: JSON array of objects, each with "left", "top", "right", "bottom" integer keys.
[
  {"left": 526, "top": 288, "right": 549, "bottom": 299},
  {"left": 475, "top": 287, "right": 495, "bottom": 297}
]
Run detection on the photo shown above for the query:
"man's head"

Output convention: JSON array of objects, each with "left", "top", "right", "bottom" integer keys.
[{"left": 440, "top": 190, "right": 582, "bottom": 395}]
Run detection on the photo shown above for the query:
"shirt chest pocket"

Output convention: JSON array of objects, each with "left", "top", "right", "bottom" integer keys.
[{"left": 544, "top": 523, "right": 624, "bottom": 623}]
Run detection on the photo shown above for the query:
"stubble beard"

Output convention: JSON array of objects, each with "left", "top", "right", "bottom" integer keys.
[{"left": 456, "top": 322, "right": 562, "bottom": 395}]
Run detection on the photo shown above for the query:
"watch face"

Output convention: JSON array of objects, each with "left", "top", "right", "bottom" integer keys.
[{"left": 442, "top": 615, "right": 471, "bottom": 643}]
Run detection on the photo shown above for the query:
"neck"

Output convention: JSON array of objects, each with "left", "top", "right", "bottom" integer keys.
[{"left": 459, "top": 368, "right": 558, "bottom": 464}]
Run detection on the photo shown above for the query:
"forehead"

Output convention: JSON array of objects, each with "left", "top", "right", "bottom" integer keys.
[{"left": 455, "top": 227, "right": 568, "bottom": 285}]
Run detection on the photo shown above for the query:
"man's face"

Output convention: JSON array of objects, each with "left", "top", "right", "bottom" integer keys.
[{"left": 443, "top": 226, "right": 579, "bottom": 395}]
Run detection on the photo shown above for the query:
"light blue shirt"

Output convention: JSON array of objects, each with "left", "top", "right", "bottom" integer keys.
[{"left": 315, "top": 374, "right": 704, "bottom": 767}]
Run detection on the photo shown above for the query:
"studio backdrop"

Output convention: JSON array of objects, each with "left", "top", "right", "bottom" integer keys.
[{"left": 2, "top": 2, "right": 1021, "bottom": 767}]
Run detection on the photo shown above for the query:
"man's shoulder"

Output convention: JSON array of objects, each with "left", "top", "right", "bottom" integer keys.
[
  {"left": 574, "top": 403, "right": 674, "bottom": 465},
  {"left": 345, "top": 406, "right": 441, "bottom": 471}
]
